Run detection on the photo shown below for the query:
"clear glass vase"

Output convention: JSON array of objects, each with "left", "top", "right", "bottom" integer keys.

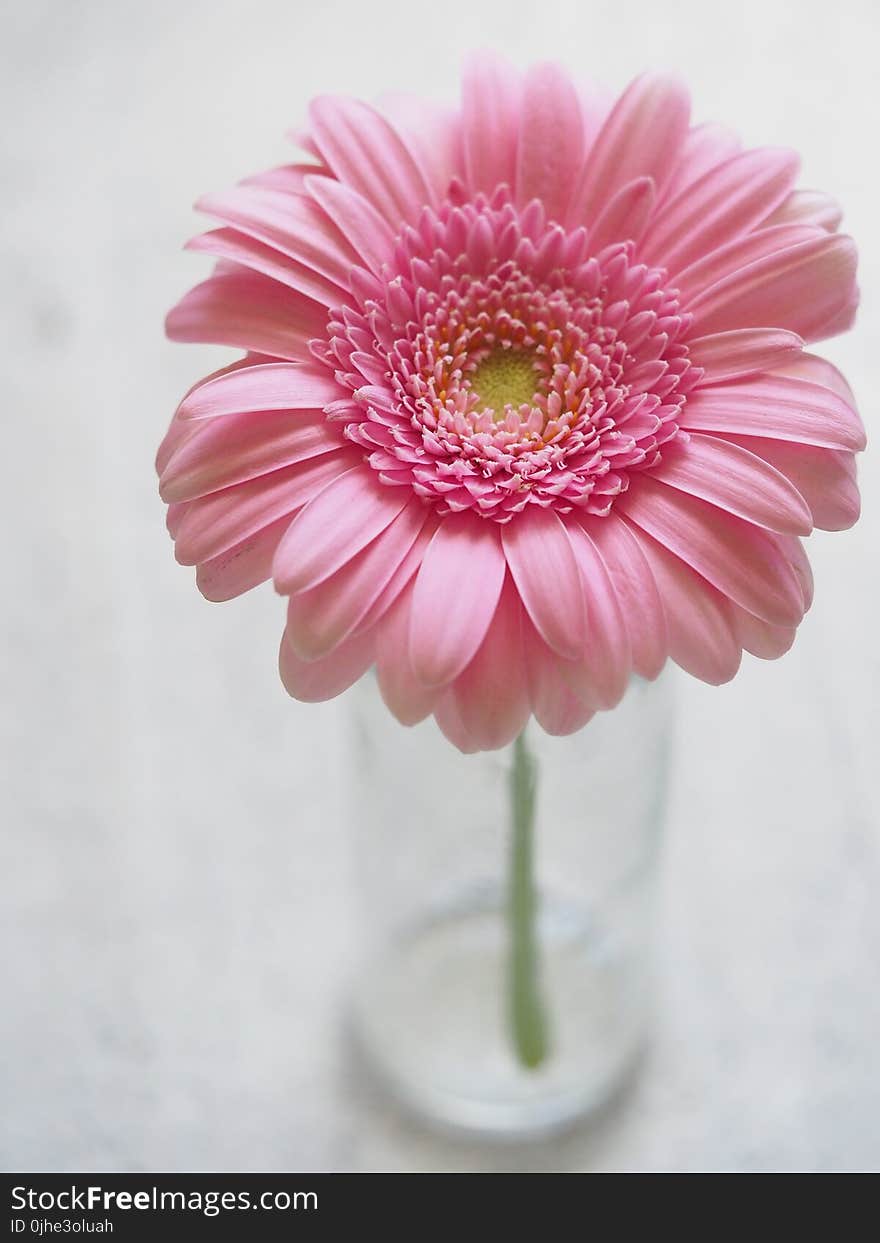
[{"left": 348, "top": 674, "right": 673, "bottom": 1140}]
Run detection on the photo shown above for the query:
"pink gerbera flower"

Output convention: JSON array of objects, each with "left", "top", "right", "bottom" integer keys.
[{"left": 158, "top": 55, "right": 864, "bottom": 753}]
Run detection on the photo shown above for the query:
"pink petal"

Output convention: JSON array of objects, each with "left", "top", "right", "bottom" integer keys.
[
  {"left": 565, "top": 523, "right": 632, "bottom": 708},
  {"left": 196, "top": 187, "right": 360, "bottom": 288},
  {"left": 449, "top": 576, "right": 530, "bottom": 751},
  {"left": 730, "top": 605, "right": 796, "bottom": 660},
  {"left": 764, "top": 531, "right": 813, "bottom": 612},
  {"left": 376, "top": 581, "right": 440, "bottom": 726},
  {"left": 195, "top": 514, "right": 293, "bottom": 601},
  {"left": 174, "top": 450, "right": 356, "bottom": 566},
  {"left": 588, "top": 177, "right": 654, "bottom": 251},
  {"left": 166, "top": 272, "right": 327, "bottom": 360},
  {"left": 524, "top": 622, "right": 596, "bottom": 736},
  {"left": 186, "top": 228, "right": 346, "bottom": 307},
  {"left": 165, "top": 502, "right": 189, "bottom": 539},
  {"left": 377, "top": 93, "right": 463, "bottom": 203},
  {"left": 433, "top": 690, "right": 480, "bottom": 754},
  {"left": 156, "top": 413, "right": 198, "bottom": 477},
  {"left": 273, "top": 467, "right": 412, "bottom": 595},
  {"left": 625, "top": 523, "right": 742, "bottom": 684},
  {"left": 718, "top": 434, "right": 860, "bottom": 531},
  {"left": 239, "top": 162, "right": 331, "bottom": 194},
  {"left": 620, "top": 475, "right": 806, "bottom": 628},
  {"left": 353, "top": 515, "right": 438, "bottom": 636},
  {"left": 159, "top": 361, "right": 260, "bottom": 472},
  {"left": 515, "top": 62, "right": 584, "bottom": 222},
  {"left": 285, "top": 500, "right": 428, "bottom": 659},
  {"left": 286, "top": 126, "right": 323, "bottom": 161},
  {"left": 567, "top": 72, "right": 690, "bottom": 226},
  {"left": 176, "top": 361, "right": 343, "bottom": 422},
  {"left": 688, "top": 233, "right": 859, "bottom": 343},
  {"left": 499, "top": 507, "right": 586, "bottom": 660},
  {"left": 461, "top": 51, "right": 521, "bottom": 194},
  {"left": 686, "top": 328, "right": 804, "bottom": 383},
  {"left": 674, "top": 224, "right": 817, "bottom": 301},
  {"left": 772, "top": 351, "right": 858, "bottom": 404},
  {"left": 409, "top": 515, "right": 507, "bottom": 686},
  {"left": 658, "top": 122, "right": 741, "bottom": 205},
  {"left": 586, "top": 512, "right": 667, "bottom": 680},
  {"left": 578, "top": 80, "right": 615, "bottom": 160},
  {"left": 157, "top": 362, "right": 263, "bottom": 472},
  {"left": 793, "top": 539, "right": 815, "bottom": 610},
  {"left": 648, "top": 434, "right": 813, "bottom": 536},
  {"left": 681, "top": 373, "right": 865, "bottom": 451},
  {"left": 160, "top": 409, "right": 342, "bottom": 503},
  {"left": 308, "top": 95, "right": 433, "bottom": 227},
  {"left": 640, "top": 147, "right": 799, "bottom": 273},
  {"left": 305, "top": 174, "right": 396, "bottom": 274},
  {"left": 765, "top": 189, "right": 843, "bottom": 232},
  {"left": 279, "top": 627, "right": 375, "bottom": 703}
]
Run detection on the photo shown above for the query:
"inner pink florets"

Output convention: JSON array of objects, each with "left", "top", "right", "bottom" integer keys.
[{"left": 312, "top": 188, "right": 701, "bottom": 521}]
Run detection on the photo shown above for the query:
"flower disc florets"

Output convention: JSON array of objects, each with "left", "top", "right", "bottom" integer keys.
[{"left": 316, "top": 190, "right": 699, "bottom": 521}]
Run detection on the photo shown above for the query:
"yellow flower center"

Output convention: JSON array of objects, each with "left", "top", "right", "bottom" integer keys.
[{"left": 471, "top": 348, "right": 538, "bottom": 420}]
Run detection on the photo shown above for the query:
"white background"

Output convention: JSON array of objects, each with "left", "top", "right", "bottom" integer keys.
[{"left": 2, "top": 0, "right": 878, "bottom": 1171}]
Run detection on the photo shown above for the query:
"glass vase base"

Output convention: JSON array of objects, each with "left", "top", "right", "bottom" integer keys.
[{"left": 351, "top": 890, "right": 650, "bottom": 1141}]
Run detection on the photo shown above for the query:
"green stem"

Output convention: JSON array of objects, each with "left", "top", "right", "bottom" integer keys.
[{"left": 507, "top": 729, "right": 549, "bottom": 1070}]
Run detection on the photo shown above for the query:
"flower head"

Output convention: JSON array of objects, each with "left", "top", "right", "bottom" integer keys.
[{"left": 158, "top": 55, "right": 864, "bottom": 752}]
